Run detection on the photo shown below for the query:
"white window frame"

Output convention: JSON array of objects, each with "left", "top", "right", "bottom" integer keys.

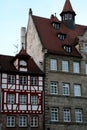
[
  {"left": 20, "top": 95, "right": 27, "bottom": 104},
  {"left": 63, "top": 108, "right": 71, "bottom": 122},
  {"left": 8, "top": 75, "right": 15, "bottom": 84},
  {"left": 75, "top": 109, "right": 83, "bottom": 123},
  {"left": 51, "top": 108, "right": 58, "bottom": 122},
  {"left": 50, "top": 59, "right": 57, "bottom": 71},
  {"left": 62, "top": 83, "right": 70, "bottom": 96},
  {"left": 31, "top": 77, "right": 38, "bottom": 85},
  {"left": 73, "top": 62, "right": 80, "bottom": 73},
  {"left": 8, "top": 94, "right": 15, "bottom": 104},
  {"left": 19, "top": 76, "right": 27, "bottom": 85},
  {"left": 74, "top": 84, "right": 81, "bottom": 96},
  {"left": 62, "top": 61, "right": 69, "bottom": 72},
  {"left": 50, "top": 81, "right": 58, "bottom": 94},
  {"left": 31, "top": 95, "right": 38, "bottom": 105},
  {"left": 7, "top": 116, "right": 15, "bottom": 127},
  {"left": 19, "top": 116, "right": 27, "bottom": 127},
  {"left": 30, "top": 116, "right": 38, "bottom": 127}
]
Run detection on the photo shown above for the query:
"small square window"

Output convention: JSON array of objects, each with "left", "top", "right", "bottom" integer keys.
[
  {"left": 19, "top": 95, "right": 27, "bottom": 104},
  {"left": 8, "top": 75, "right": 15, "bottom": 84},
  {"left": 31, "top": 77, "right": 38, "bottom": 85},
  {"left": 19, "top": 76, "right": 27, "bottom": 85}
]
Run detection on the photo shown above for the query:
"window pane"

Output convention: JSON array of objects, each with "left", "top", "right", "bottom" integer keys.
[
  {"left": 31, "top": 95, "right": 38, "bottom": 105},
  {"left": 30, "top": 116, "right": 38, "bottom": 127},
  {"left": 50, "top": 59, "right": 57, "bottom": 71},
  {"left": 19, "top": 116, "right": 27, "bottom": 127},
  {"left": 62, "top": 61, "right": 69, "bottom": 72},
  {"left": 19, "top": 76, "right": 27, "bottom": 85},
  {"left": 8, "top": 94, "right": 15, "bottom": 104},
  {"left": 73, "top": 62, "right": 80, "bottom": 73},
  {"left": 74, "top": 84, "right": 81, "bottom": 96},
  {"left": 50, "top": 82, "right": 58, "bottom": 94},
  {"left": 63, "top": 108, "right": 70, "bottom": 122},
  {"left": 62, "top": 83, "right": 70, "bottom": 95},
  {"left": 31, "top": 77, "right": 38, "bottom": 85},
  {"left": 75, "top": 109, "right": 83, "bottom": 123},
  {"left": 20, "top": 95, "right": 27, "bottom": 104},
  {"left": 8, "top": 75, "right": 15, "bottom": 84},
  {"left": 51, "top": 108, "right": 58, "bottom": 121},
  {"left": 7, "top": 116, "right": 15, "bottom": 127}
]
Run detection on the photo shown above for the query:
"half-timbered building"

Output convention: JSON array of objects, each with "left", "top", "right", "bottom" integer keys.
[{"left": 0, "top": 47, "right": 44, "bottom": 130}]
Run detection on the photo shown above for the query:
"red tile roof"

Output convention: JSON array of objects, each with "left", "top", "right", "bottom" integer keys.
[
  {"left": 0, "top": 48, "right": 44, "bottom": 75},
  {"left": 32, "top": 15, "right": 87, "bottom": 57}
]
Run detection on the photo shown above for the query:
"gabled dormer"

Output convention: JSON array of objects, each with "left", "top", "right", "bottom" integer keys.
[{"left": 60, "top": 0, "right": 76, "bottom": 29}]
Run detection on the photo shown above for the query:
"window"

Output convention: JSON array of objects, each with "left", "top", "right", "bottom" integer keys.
[
  {"left": 53, "top": 23, "right": 60, "bottom": 29},
  {"left": 8, "top": 94, "right": 15, "bottom": 104},
  {"left": 20, "top": 95, "right": 27, "bottom": 104},
  {"left": 19, "top": 76, "right": 27, "bottom": 85},
  {"left": 58, "top": 33, "right": 66, "bottom": 40},
  {"left": 31, "top": 95, "right": 38, "bottom": 105},
  {"left": 63, "top": 108, "right": 71, "bottom": 122},
  {"left": 74, "top": 84, "right": 81, "bottom": 96},
  {"left": 64, "top": 45, "right": 72, "bottom": 53},
  {"left": 85, "top": 64, "right": 87, "bottom": 74},
  {"left": 19, "top": 116, "right": 27, "bottom": 127},
  {"left": 75, "top": 109, "right": 83, "bottom": 123},
  {"left": 84, "top": 44, "right": 87, "bottom": 53},
  {"left": 62, "top": 61, "right": 69, "bottom": 72},
  {"left": 30, "top": 116, "right": 38, "bottom": 127},
  {"left": 50, "top": 81, "right": 58, "bottom": 94},
  {"left": 50, "top": 59, "right": 57, "bottom": 71},
  {"left": 51, "top": 108, "right": 58, "bottom": 121},
  {"left": 62, "top": 83, "right": 70, "bottom": 96},
  {"left": 20, "top": 60, "right": 27, "bottom": 71},
  {"left": 7, "top": 116, "right": 15, "bottom": 127},
  {"left": 8, "top": 75, "right": 15, "bottom": 84},
  {"left": 73, "top": 62, "right": 80, "bottom": 73},
  {"left": 31, "top": 77, "right": 38, "bottom": 85}
]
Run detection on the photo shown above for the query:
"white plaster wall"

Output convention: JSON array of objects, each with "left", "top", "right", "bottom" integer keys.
[{"left": 27, "top": 14, "right": 44, "bottom": 70}]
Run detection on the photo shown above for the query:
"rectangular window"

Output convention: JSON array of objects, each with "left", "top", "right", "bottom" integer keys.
[
  {"left": 19, "top": 116, "right": 27, "bottom": 127},
  {"left": 50, "top": 59, "right": 57, "bottom": 71},
  {"left": 75, "top": 109, "right": 83, "bottom": 123},
  {"left": 31, "top": 77, "right": 38, "bottom": 85},
  {"left": 74, "top": 84, "right": 81, "bottom": 96},
  {"left": 8, "top": 75, "right": 15, "bottom": 84},
  {"left": 86, "top": 64, "right": 87, "bottom": 74},
  {"left": 50, "top": 81, "right": 58, "bottom": 94},
  {"left": 31, "top": 95, "right": 38, "bottom": 105},
  {"left": 62, "top": 83, "right": 70, "bottom": 96},
  {"left": 20, "top": 95, "right": 27, "bottom": 104},
  {"left": 30, "top": 116, "right": 38, "bottom": 127},
  {"left": 73, "top": 62, "right": 80, "bottom": 73},
  {"left": 84, "top": 44, "right": 87, "bottom": 53},
  {"left": 8, "top": 94, "right": 15, "bottom": 104},
  {"left": 19, "top": 76, "right": 27, "bottom": 85},
  {"left": 63, "top": 108, "right": 71, "bottom": 122},
  {"left": 51, "top": 108, "right": 58, "bottom": 121},
  {"left": 7, "top": 116, "right": 15, "bottom": 127},
  {"left": 62, "top": 61, "right": 69, "bottom": 72}
]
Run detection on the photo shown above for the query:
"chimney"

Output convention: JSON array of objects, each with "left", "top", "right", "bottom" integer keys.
[{"left": 21, "top": 27, "right": 26, "bottom": 49}]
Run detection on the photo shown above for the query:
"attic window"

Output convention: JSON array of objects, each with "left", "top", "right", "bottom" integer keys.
[
  {"left": 53, "top": 22, "right": 60, "bottom": 29},
  {"left": 20, "top": 60, "right": 27, "bottom": 71},
  {"left": 58, "top": 33, "right": 66, "bottom": 40},
  {"left": 64, "top": 45, "right": 72, "bottom": 53}
]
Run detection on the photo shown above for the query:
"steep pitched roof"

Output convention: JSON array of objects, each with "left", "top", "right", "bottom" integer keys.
[
  {"left": 0, "top": 48, "right": 44, "bottom": 75},
  {"left": 62, "top": 0, "right": 74, "bottom": 12},
  {"left": 32, "top": 14, "right": 87, "bottom": 57}
]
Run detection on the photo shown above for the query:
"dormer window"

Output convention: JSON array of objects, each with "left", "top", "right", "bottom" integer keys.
[
  {"left": 63, "top": 13, "right": 72, "bottom": 21},
  {"left": 64, "top": 45, "right": 72, "bottom": 53},
  {"left": 58, "top": 33, "right": 66, "bottom": 40},
  {"left": 20, "top": 60, "right": 27, "bottom": 71},
  {"left": 53, "top": 22, "right": 60, "bottom": 29}
]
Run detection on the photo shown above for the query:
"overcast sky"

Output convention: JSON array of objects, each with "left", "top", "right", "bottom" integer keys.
[{"left": 0, "top": 0, "right": 87, "bottom": 56}]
